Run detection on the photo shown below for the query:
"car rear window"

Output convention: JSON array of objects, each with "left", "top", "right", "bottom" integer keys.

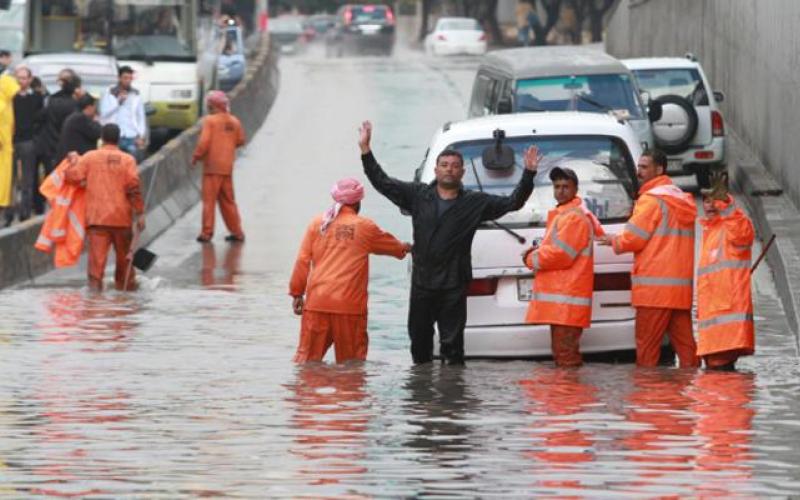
[
  {"left": 515, "top": 74, "right": 644, "bottom": 119},
  {"left": 439, "top": 19, "right": 481, "bottom": 31},
  {"left": 632, "top": 68, "right": 709, "bottom": 105},
  {"left": 350, "top": 6, "right": 388, "bottom": 22},
  {"left": 446, "top": 135, "right": 637, "bottom": 227}
]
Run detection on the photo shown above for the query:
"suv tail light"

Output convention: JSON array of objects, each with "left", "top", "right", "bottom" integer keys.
[
  {"left": 467, "top": 278, "right": 498, "bottom": 296},
  {"left": 594, "top": 273, "right": 631, "bottom": 291},
  {"left": 479, "top": 32, "right": 487, "bottom": 41},
  {"left": 386, "top": 8, "right": 395, "bottom": 24},
  {"left": 711, "top": 110, "right": 724, "bottom": 137}
]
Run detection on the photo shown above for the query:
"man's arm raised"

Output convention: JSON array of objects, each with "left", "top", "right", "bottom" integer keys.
[{"left": 359, "top": 120, "right": 418, "bottom": 213}]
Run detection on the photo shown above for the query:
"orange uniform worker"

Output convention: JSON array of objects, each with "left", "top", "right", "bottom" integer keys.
[
  {"left": 289, "top": 178, "right": 410, "bottom": 363},
  {"left": 65, "top": 124, "right": 145, "bottom": 291},
  {"left": 599, "top": 150, "right": 699, "bottom": 368},
  {"left": 191, "top": 90, "right": 245, "bottom": 243},
  {"left": 697, "top": 175, "right": 755, "bottom": 370},
  {"left": 524, "top": 166, "right": 604, "bottom": 367}
]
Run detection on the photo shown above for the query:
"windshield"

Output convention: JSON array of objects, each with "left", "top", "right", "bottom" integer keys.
[
  {"left": 349, "top": 6, "right": 388, "bottom": 23},
  {"left": 438, "top": 19, "right": 481, "bottom": 31},
  {"left": 112, "top": 1, "right": 195, "bottom": 60},
  {"left": 448, "top": 136, "right": 636, "bottom": 226},
  {"left": 0, "top": 4, "right": 24, "bottom": 54},
  {"left": 515, "top": 74, "right": 644, "bottom": 119},
  {"left": 270, "top": 18, "right": 304, "bottom": 33},
  {"left": 632, "top": 68, "right": 709, "bottom": 106}
]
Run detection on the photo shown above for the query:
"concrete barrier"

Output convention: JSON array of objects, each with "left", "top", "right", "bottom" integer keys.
[{"left": 0, "top": 36, "right": 279, "bottom": 289}]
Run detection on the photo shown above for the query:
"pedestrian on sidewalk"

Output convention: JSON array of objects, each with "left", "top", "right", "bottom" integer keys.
[
  {"left": 598, "top": 150, "right": 699, "bottom": 368},
  {"left": 359, "top": 120, "right": 538, "bottom": 365},
  {"left": 191, "top": 90, "right": 245, "bottom": 243},
  {"left": 57, "top": 93, "right": 102, "bottom": 161},
  {"left": 697, "top": 173, "right": 755, "bottom": 370},
  {"left": 289, "top": 177, "right": 411, "bottom": 363},
  {"left": 99, "top": 66, "right": 147, "bottom": 161},
  {"left": 523, "top": 166, "right": 604, "bottom": 367},
  {"left": 12, "top": 65, "right": 45, "bottom": 223},
  {"left": 0, "top": 68, "right": 20, "bottom": 226},
  {"left": 65, "top": 124, "right": 145, "bottom": 291}
]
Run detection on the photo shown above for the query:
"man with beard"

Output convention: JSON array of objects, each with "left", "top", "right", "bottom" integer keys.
[
  {"left": 99, "top": 66, "right": 147, "bottom": 160},
  {"left": 359, "top": 120, "right": 539, "bottom": 365}
]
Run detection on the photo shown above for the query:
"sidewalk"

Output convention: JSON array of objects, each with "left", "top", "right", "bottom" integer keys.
[{"left": 728, "top": 128, "right": 800, "bottom": 335}]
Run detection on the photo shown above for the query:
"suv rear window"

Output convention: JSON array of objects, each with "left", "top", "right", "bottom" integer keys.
[
  {"left": 448, "top": 135, "right": 637, "bottom": 226},
  {"left": 515, "top": 74, "right": 644, "bottom": 119},
  {"left": 632, "top": 68, "right": 709, "bottom": 105},
  {"left": 349, "top": 6, "right": 389, "bottom": 23}
]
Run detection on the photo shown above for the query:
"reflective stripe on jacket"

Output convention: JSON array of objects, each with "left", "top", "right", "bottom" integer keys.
[
  {"left": 35, "top": 158, "right": 86, "bottom": 268},
  {"left": 612, "top": 175, "right": 697, "bottom": 309},
  {"left": 697, "top": 196, "right": 755, "bottom": 357},
  {"left": 525, "top": 197, "right": 601, "bottom": 328}
]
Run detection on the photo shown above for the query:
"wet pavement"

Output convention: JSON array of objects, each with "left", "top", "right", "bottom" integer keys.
[{"left": 1, "top": 42, "right": 800, "bottom": 497}]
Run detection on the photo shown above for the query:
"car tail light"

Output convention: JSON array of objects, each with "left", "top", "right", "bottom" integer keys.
[
  {"left": 467, "top": 278, "right": 498, "bottom": 296},
  {"left": 437, "top": 34, "right": 447, "bottom": 41},
  {"left": 344, "top": 9, "right": 352, "bottom": 24},
  {"left": 711, "top": 110, "right": 724, "bottom": 137},
  {"left": 594, "top": 273, "right": 631, "bottom": 291},
  {"left": 386, "top": 8, "right": 395, "bottom": 24},
  {"left": 694, "top": 150, "right": 714, "bottom": 160},
  {"left": 479, "top": 32, "right": 487, "bottom": 41}
]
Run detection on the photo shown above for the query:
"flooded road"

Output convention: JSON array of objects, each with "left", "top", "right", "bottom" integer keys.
[{"left": 2, "top": 43, "right": 800, "bottom": 497}]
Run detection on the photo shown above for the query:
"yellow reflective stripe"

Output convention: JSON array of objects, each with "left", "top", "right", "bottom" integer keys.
[
  {"left": 68, "top": 210, "right": 85, "bottom": 239},
  {"left": 36, "top": 235, "right": 53, "bottom": 248},
  {"left": 631, "top": 276, "right": 692, "bottom": 286},
  {"left": 625, "top": 222, "right": 652, "bottom": 241},
  {"left": 654, "top": 198, "right": 694, "bottom": 237},
  {"left": 698, "top": 259, "right": 750, "bottom": 276},
  {"left": 699, "top": 312, "right": 753, "bottom": 329},
  {"left": 532, "top": 292, "right": 591, "bottom": 307},
  {"left": 55, "top": 196, "right": 71, "bottom": 207}
]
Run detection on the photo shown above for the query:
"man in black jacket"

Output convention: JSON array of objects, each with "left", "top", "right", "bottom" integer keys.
[
  {"left": 359, "top": 120, "right": 540, "bottom": 365},
  {"left": 11, "top": 66, "right": 45, "bottom": 222},
  {"left": 57, "top": 93, "right": 101, "bottom": 161}
]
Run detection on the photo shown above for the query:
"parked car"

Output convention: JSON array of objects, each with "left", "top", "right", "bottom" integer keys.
[
  {"left": 416, "top": 112, "right": 644, "bottom": 359},
  {"left": 623, "top": 55, "right": 726, "bottom": 187},
  {"left": 326, "top": 4, "right": 395, "bottom": 57},
  {"left": 21, "top": 53, "right": 118, "bottom": 98},
  {"left": 216, "top": 24, "right": 246, "bottom": 92},
  {"left": 469, "top": 46, "right": 662, "bottom": 153},
  {"left": 269, "top": 17, "right": 307, "bottom": 55},
  {"left": 424, "top": 17, "right": 487, "bottom": 56}
]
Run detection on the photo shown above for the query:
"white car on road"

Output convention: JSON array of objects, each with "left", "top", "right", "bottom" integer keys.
[
  {"left": 424, "top": 17, "right": 487, "bottom": 56},
  {"left": 623, "top": 55, "right": 726, "bottom": 188},
  {"left": 417, "top": 112, "right": 644, "bottom": 358}
]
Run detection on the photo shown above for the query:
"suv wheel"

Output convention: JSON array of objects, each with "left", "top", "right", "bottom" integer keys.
[{"left": 651, "top": 94, "right": 699, "bottom": 155}]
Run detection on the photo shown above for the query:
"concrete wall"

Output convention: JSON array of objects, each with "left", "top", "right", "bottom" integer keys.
[
  {"left": 606, "top": 0, "right": 800, "bottom": 208},
  {"left": 0, "top": 36, "right": 279, "bottom": 289}
]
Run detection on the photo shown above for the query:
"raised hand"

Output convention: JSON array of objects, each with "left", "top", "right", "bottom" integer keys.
[
  {"left": 523, "top": 145, "right": 542, "bottom": 172},
  {"left": 358, "top": 120, "right": 373, "bottom": 154}
]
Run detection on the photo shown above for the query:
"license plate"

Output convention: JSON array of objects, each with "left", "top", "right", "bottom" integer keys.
[
  {"left": 359, "top": 25, "right": 381, "bottom": 34},
  {"left": 667, "top": 159, "right": 683, "bottom": 172},
  {"left": 517, "top": 278, "right": 533, "bottom": 301}
]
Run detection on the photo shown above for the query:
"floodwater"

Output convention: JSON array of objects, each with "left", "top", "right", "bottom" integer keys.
[{"left": 1, "top": 40, "right": 800, "bottom": 498}]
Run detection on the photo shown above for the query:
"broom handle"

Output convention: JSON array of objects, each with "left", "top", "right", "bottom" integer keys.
[
  {"left": 750, "top": 234, "right": 776, "bottom": 275},
  {"left": 123, "top": 159, "right": 161, "bottom": 291}
]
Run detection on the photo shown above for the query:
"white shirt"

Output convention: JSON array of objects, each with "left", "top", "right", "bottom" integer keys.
[{"left": 99, "top": 85, "right": 146, "bottom": 139}]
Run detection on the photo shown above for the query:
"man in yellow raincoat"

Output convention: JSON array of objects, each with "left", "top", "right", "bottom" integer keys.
[{"left": 0, "top": 72, "right": 21, "bottom": 221}]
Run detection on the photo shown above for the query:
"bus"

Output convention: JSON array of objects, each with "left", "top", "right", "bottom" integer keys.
[{"left": 24, "top": 0, "right": 213, "bottom": 132}]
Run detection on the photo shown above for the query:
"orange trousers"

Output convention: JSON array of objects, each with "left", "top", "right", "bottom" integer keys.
[
  {"left": 635, "top": 307, "right": 699, "bottom": 368},
  {"left": 201, "top": 174, "right": 243, "bottom": 239},
  {"left": 294, "top": 310, "right": 368, "bottom": 363},
  {"left": 704, "top": 350, "right": 744, "bottom": 370},
  {"left": 87, "top": 226, "right": 136, "bottom": 291},
  {"left": 551, "top": 325, "right": 583, "bottom": 367}
]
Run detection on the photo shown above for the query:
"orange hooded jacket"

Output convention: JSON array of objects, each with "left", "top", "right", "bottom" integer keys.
[
  {"left": 612, "top": 175, "right": 697, "bottom": 310},
  {"left": 35, "top": 157, "right": 87, "bottom": 267},
  {"left": 289, "top": 206, "right": 407, "bottom": 315},
  {"left": 525, "top": 197, "right": 605, "bottom": 328},
  {"left": 697, "top": 195, "right": 754, "bottom": 357},
  {"left": 192, "top": 112, "right": 246, "bottom": 176}
]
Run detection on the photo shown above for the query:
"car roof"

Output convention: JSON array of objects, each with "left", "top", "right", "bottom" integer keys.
[
  {"left": 622, "top": 57, "right": 700, "bottom": 70},
  {"left": 481, "top": 46, "right": 629, "bottom": 79},
  {"left": 444, "top": 112, "right": 637, "bottom": 139}
]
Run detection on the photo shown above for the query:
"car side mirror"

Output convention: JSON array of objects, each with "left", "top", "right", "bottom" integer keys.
[
  {"left": 713, "top": 90, "right": 725, "bottom": 103},
  {"left": 497, "top": 96, "right": 513, "bottom": 114},
  {"left": 145, "top": 102, "right": 157, "bottom": 117},
  {"left": 647, "top": 100, "right": 663, "bottom": 122},
  {"left": 640, "top": 90, "right": 651, "bottom": 106},
  {"left": 482, "top": 129, "right": 515, "bottom": 170}
]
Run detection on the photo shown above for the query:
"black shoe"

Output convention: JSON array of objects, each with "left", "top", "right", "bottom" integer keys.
[
  {"left": 196, "top": 235, "right": 212, "bottom": 243},
  {"left": 225, "top": 234, "right": 245, "bottom": 242}
]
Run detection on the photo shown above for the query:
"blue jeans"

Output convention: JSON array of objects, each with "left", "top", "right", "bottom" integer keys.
[{"left": 119, "top": 137, "right": 143, "bottom": 162}]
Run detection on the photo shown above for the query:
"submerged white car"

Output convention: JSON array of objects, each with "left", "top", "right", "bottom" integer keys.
[
  {"left": 417, "top": 112, "right": 643, "bottom": 358},
  {"left": 424, "top": 17, "right": 487, "bottom": 56}
]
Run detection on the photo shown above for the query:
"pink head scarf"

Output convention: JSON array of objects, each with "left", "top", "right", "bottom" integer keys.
[
  {"left": 206, "top": 90, "right": 229, "bottom": 112},
  {"left": 320, "top": 177, "right": 365, "bottom": 233}
]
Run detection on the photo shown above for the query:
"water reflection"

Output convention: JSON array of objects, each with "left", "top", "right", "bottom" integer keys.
[{"left": 200, "top": 242, "right": 243, "bottom": 290}]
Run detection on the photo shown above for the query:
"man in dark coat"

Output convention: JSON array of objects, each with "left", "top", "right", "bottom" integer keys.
[{"left": 57, "top": 93, "right": 101, "bottom": 161}]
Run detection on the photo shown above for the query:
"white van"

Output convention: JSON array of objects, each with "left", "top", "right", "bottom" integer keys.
[{"left": 417, "top": 112, "right": 643, "bottom": 358}]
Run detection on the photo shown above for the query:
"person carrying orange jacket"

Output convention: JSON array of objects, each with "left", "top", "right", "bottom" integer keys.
[
  {"left": 599, "top": 150, "right": 699, "bottom": 368},
  {"left": 289, "top": 178, "right": 411, "bottom": 363},
  {"left": 523, "top": 166, "right": 604, "bottom": 367},
  {"left": 697, "top": 174, "right": 755, "bottom": 370},
  {"left": 192, "top": 90, "right": 246, "bottom": 243},
  {"left": 65, "top": 124, "right": 144, "bottom": 291}
]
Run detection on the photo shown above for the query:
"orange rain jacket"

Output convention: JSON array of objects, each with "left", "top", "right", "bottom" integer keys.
[
  {"left": 612, "top": 175, "right": 697, "bottom": 309},
  {"left": 524, "top": 197, "right": 604, "bottom": 328},
  {"left": 65, "top": 145, "right": 144, "bottom": 227},
  {"left": 289, "top": 206, "right": 407, "bottom": 315},
  {"left": 697, "top": 195, "right": 755, "bottom": 357},
  {"left": 35, "top": 158, "right": 87, "bottom": 267},
  {"left": 192, "top": 112, "right": 246, "bottom": 176}
]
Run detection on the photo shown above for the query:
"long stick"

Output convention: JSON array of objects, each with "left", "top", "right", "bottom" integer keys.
[
  {"left": 122, "top": 158, "right": 161, "bottom": 291},
  {"left": 750, "top": 234, "right": 776, "bottom": 275}
]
